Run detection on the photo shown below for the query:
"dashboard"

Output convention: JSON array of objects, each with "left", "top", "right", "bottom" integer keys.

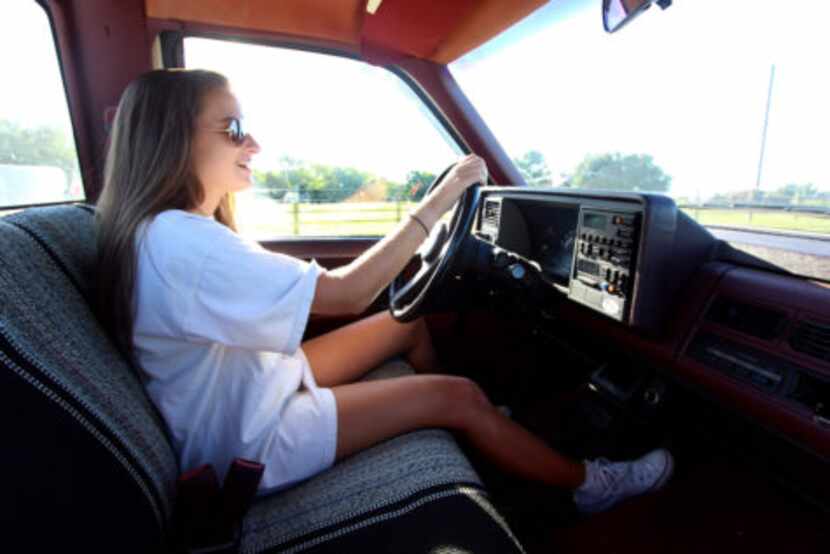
[
  {"left": 466, "top": 187, "right": 830, "bottom": 466},
  {"left": 473, "top": 187, "right": 713, "bottom": 331}
]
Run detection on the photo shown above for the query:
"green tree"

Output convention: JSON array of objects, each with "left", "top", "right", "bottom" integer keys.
[
  {"left": 386, "top": 180, "right": 408, "bottom": 201},
  {"left": 255, "top": 160, "right": 447, "bottom": 203},
  {"left": 570, "top": 152, "right": 671, "bottom": 193},
  {"left": 0, "top": 119, "right": 78, "bottom": 191},
  {"left": 513, "top": 150, "right": 552, "bottom": 187},
  {"left": 327, "top": 166, "right": 371, "bottom": 201},
  {"left": 404, "top": 170, "right": 436, "bottom": 201},
  {"left": 776, "top": 183, "right": 818, "bottom": 202},
  {"left": 254, "top": 158, "right": 374, "bottom": 203},
  {"left": 253, "top": 169, "right": 290, "bottom": 200}
]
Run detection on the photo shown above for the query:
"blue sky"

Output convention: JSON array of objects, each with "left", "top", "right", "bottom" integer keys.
[{"left": 450, "top": 0, "right": 830, "bottom": 201}]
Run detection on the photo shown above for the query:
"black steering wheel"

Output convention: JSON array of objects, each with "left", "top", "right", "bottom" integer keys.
[{"left": 388, "top": 164, "right": 480, "bottom": 322}]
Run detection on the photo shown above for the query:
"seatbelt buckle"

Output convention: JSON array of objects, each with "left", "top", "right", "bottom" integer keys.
[
  {"left": 218, "top": 458, "right": 265, "bottom": 541},
  {"left": 173, "top": 459, "right": 265, "bottom": 554},
  {"left": 173, "top": 464, "right": 222, "bottom": 551}
]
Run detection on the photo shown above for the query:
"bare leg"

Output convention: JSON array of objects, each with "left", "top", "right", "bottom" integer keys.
[
  {"left": 304, "top": 311, "right": 586, "bottom": 489},
  {"left": 332, "top": 375, "right": 585, "bottom": 488},
  {"left": 303, "top": 311, "right": 440, "bottom": 388}
]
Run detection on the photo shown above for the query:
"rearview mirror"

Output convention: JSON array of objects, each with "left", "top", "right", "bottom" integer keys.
[{"left": 603, "top": 0, "right": 671, "bottom": 33}]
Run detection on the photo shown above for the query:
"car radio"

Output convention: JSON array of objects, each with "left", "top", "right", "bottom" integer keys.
[
  {"left": 569, "top": 209, "right": 641, "bottom": 323},
  {"left": 475, "top": 189, "right": 708, "bottom": 332}
]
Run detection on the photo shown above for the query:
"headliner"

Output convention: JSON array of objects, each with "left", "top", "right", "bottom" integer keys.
[{"left": 145, "top": 0, "right": 548, "bottom": 64}]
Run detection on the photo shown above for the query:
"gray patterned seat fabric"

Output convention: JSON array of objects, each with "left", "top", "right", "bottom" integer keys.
[
  {"left": 0, "top": 206, "right": 177, "bottom": 552},
  {"left": 242, "top": 361, "right": 521, "bottom": 553},
  {"left": 0, "top": 205, "right": 523, "bottom": 553}
]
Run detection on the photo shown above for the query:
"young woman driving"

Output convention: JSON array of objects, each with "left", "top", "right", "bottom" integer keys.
[{"left": 95, "top": 69, "right": 672, "bottom": 514}]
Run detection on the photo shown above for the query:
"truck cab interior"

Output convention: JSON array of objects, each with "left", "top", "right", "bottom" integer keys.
[{"left": 1, "top": 0, "right": 828, "bottom": 552}]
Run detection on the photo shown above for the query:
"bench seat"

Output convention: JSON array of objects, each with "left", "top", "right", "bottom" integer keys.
[{"left": 0, "top": 205, "right": 522, "bottom": 553}]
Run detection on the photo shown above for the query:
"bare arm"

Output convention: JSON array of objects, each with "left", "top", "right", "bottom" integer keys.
[{"left": 311, "top": 155, "right": 487, "bottom": 315}]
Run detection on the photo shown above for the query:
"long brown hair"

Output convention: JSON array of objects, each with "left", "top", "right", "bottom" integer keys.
[{"left": 95, "top": 69, "right": 236, "bottom": 360}]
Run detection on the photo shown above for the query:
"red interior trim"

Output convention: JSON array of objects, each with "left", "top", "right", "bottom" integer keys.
[
  {"left": 360, "top": 0, "right": 478, "bottom": 61},
  {"left": 145, "top": 17, "right": 362, "bottom": 57},
  {"left": 38, "top": 2, "right": 88, "bottom": 200},
  {"left": 47, "top": 0, "right": 152, "bottom": 203}
]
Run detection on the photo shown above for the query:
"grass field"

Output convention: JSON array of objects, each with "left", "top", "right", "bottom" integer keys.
[{"left": 681, "top": 208, "right": 830, "bottom": 234}]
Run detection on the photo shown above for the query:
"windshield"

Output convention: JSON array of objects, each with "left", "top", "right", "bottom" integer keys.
[{"left": 450, "top": 0, "right": 830, "bottom": 244}]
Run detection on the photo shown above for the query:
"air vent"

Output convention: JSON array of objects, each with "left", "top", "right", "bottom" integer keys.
[
  {"left": 482, "top": 199, "right": 501, "bottom": 229},
  {"left": 705, "top": 297, "right": 787, "bottom": 341},
  {"left": 789, "top": 319, "right": 830, "bottom": 363}
]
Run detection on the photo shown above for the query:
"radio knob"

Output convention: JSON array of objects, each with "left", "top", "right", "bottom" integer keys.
[{"left": 508, "top": 263, "right": 526, "bottom": 280}]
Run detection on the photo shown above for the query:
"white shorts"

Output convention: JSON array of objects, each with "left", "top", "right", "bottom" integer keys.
[{"left": 257, "top": 360, "right": 338, "bottom": 494}]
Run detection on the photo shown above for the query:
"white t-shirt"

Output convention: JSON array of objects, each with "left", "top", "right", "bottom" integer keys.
[{"left": 133, "top": 210, "right": 337, "bottom": 493}]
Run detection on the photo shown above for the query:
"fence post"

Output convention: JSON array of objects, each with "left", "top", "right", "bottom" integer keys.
[{"left": 292, "top": 201, "right": 300, "bottom": 235}]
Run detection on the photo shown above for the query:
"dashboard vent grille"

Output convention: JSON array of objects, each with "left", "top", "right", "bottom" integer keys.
[
  {"left": 482, "top": 200, "right": 501, "bottom": 229},
  {"left": 789, "top": 319, "right": 830, "bottom": 363},
  {"left": 705, "top": 297, "right": 786, "bottom": 341}
]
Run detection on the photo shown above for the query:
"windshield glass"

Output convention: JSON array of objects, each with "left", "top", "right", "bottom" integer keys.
[{"left": 450, "top": 0, "right": 830, "bottom": 242}]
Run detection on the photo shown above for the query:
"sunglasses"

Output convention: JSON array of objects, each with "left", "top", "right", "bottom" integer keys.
[{"left": 221, "top": 117, "right": 247, "bottom": 145}]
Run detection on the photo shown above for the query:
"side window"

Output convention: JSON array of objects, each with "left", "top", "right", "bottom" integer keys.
[
  {"left": 0, "top": 1, "right": 83, "bottom": 212},
  {"left": 185, "top": 38, "right": 462, "bottom": 238}
]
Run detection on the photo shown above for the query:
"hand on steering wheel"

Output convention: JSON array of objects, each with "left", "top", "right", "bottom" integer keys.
[
  {"left": 388, "top": 155, "right": 487, "bottom": 321},
  {"left": 414, "top": 155, "right": 488, "bottom": 227}
]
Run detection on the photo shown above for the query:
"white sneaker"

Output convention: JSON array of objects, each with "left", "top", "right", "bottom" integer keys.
[{"left": 573, "top": 449, "right": 674, "bottom": 514}]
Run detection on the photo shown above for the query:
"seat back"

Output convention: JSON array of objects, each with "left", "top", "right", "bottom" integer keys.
[{"left": 0, "top": 205, "right": 178, "bottom": 552}]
